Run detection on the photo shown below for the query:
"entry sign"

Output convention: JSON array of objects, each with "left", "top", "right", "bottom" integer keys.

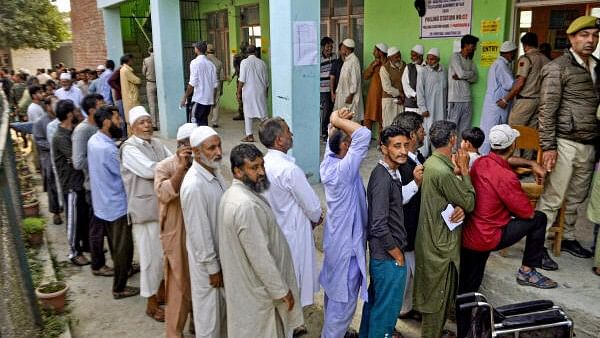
[
  {"left": 421, "top": 0, "right": 473, "bottom": 38},
  {"left": 480, "top": 41, "right": 500, "bottom": 67}
]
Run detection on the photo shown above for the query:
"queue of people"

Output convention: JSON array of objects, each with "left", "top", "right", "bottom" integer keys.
[{"left": 2, "top": 12, "right": 598, "bottom": 338}]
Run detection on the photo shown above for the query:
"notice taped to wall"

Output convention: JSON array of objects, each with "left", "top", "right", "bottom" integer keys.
[
  {"left": 480, "top": 41, "right": 500, "bottom": 67},
  {"left": 293, "top": 21, "right": 318, "bottom": 66},
  {"left": 481, "top": 19, "right": 500, "bottom": 34},
  {"left": 421, "top": 0, "right": 473, "bottom": 38}
]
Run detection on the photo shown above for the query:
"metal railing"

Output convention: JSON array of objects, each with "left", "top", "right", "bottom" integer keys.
[{"left": 0, "top": 91, "right": 42, "bottom": 336}]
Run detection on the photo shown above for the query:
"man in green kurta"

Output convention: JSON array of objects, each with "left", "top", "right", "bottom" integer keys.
[{"left": 413, "top": 120, "right": 475, "bottom": 338}]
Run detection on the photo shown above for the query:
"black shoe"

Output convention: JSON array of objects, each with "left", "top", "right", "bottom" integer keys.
[
  {"left": 232, "top": 114, "right": 244, "bottom": 121},
  {"left": 540, "top": 248, "right": 559, "bottom": 271},
  {"left": 561, "top": 239, "right": 593, "bottom": 258},
  {"left": 344, "top": 329, "right": 359, "bottom": 338}
]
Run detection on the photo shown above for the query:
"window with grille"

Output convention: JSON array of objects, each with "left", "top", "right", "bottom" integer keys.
[
  {"left": 240, "top": 5, "right": 262, "bottom": 48},
  {"left": 321, "top": 0, "right": 364, "bottom": 65}
]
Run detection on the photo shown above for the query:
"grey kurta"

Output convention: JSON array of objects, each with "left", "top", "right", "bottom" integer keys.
[{"left": 218, "top": 179, "right": 303, "bottom": 337}]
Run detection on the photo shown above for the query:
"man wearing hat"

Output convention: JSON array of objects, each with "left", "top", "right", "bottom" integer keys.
[
  {"left": 479, "top": 41, "right": 517, "bottom": 154},
  {"left": 416, "top": 47, "right": 447, "bottom": 157},
  {"left": 206, "top": 44, "right": 225, "bottom": 128},
  {"left": 460, "top": 124, "right": 558, "bottom": 294},
  {"left": 536, "top": 15, "right": 600, "bottom": 259},
  {"left": 380, "top": 46, "right": 406, "bottom": 127},
  {"left": 506, "top": 32, "right": 550, "bottom": 128},
  {"left": 363, "top": 43, "right": 388, "bottom": 132},
  {"left": 154, "top": 123, "right": 196, "bottom": 337},
  {"left": 180, "top": 126, "right": 227, "bottom": 338},
  {"left": 334, "top": 38, "right": 364, "bottom": 122},
  {"left": 120, "top": 106, "right": 172, "bottom": 321},
  {"left": 143, "top": 47, "right": 159, "bottom": 129},
  {"left": 403, "top": 44, "right": 425, "bottom": 113},
  {"left": 55, "top": 72, "right": 83, "bottom": 109}
]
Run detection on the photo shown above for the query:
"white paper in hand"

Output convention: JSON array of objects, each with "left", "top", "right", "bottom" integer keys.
[{"left": 442, "top": 204, "right": 462, "bottom": 231}]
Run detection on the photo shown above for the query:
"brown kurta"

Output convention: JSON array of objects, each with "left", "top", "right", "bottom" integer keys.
[
  {"left": 154, "top": 155, "right": 192, "bottom": 338},
  {"left": 120, "top": 64, "right": 141, "bottom": 122},
  {"left": 364, "top": 60, "right": 384, "bottom": 123}
]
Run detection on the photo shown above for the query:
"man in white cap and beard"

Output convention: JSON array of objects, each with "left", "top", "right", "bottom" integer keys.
[
  {"left": 154, "top": 123, "right": 197, "bottom": 337},
  {"left": 334, "top": 38, "right": 364, "bottom": 122},
  {"left": 416, "top": 47, "right": 447, "bottom": 157},
  {"left": 120, "top": 105, "right": 172, "bottom": 321},
  {"left": 55, "top": 72, "right": 83, "bottom": 109},
  {"left": 180, "top": 126, "right": 227, "bottom": 338},
  {"left": 402, "top": 44, "right": 425, "bottom": 113},
  {"left": 479, "top": 41, "right": 517, "bottom": 154},
  {"left": 363, "top": 42, "right": 388, "bottom": 132},
  {"left": 380, "top": 46, "right": 406, "bottom": 127}
]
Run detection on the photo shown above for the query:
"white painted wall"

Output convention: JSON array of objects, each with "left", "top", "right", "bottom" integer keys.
[{"left": 10, "top": 48, "right": 52, "bottom": 73}]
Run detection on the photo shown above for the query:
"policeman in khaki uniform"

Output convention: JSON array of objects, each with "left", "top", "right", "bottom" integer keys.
[
  {"left": 536, "top": 16, "right": 600, "bottom": 259},
  {"left": 506, "top": 32, "right": 550, "bottom": 128}
]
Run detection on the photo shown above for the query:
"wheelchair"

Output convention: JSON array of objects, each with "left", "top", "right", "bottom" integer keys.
[{"left": 456, "top": 292, "right": 573, "bottom": 338}]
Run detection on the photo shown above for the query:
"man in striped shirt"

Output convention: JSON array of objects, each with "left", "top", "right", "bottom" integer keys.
[{"left": 320, "top": 37, "right": 336, "bottom": 140}]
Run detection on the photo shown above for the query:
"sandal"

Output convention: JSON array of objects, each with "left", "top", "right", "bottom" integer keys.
[
  {"left": 293, "top": 325, "right": 308, "bottom": 337},
  {"left": 241, "top": 135, "right": 255, "bottom": 142},
  {"left": 71, "top": 255, "right": 90, "bottom": 266},
  {"left": 92, "top": 265, "right": 114, "bottom": 277},
  {"left": 593, "top": 267, "right": 600, "bottom": 277},
  {"left": 113, "top": 286, "right": 140, "bottom": 299},
  {"left": 516, "top": 268, "right": 558, "bottom": 289}
]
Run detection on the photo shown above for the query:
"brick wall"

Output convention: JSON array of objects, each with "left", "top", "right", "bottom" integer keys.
[{"left": 70, "top": 0, "right": 108, "bottom": 69}]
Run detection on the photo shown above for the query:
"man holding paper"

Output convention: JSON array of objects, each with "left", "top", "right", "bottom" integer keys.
[
  {"left": 413, "top": 120, "right": 475, "bottom": 338},
  {"left": 460, "top": 125, "right": 558, "bottom": 293}
]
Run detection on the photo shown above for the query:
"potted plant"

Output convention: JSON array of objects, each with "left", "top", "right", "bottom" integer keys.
[
  {"left": 22, "top": 195, "right": 40, "bottom": 217},
  {"left": 22, "top": 217, "right": 45, "bottom": 246},
  {"left": 36, "top": 281, "right": 69, "bottom": 314}
]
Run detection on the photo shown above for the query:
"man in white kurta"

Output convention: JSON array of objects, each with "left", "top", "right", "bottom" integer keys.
[
  {"left": 416, "top": 48, "right": 448, "bottom": 157},
  {"left": 334, "top": 39, "right": 364, "bottom": 122},
  {"left": 238, "top": 45, "right": 269, "bottom": 142},
  {"left": 120, "top": 106, "right": 172, "bottom": 321},
  {"left": 260, "top": 118, "right": 322, "bottom": 310},
  {"left": 180, "top": 126, "right": 227, "bottom": 338},
  {"left": 219, "top": 144, "right": 303, "bottom": 338}
]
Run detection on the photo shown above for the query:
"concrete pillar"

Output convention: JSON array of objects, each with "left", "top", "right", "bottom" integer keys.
[
  {"left": 269, "top": 0, "right": 321, "bottom": 183},
  {"left": 101, "top": 7, "right": 124, "bottom": 62},
  {"left": 150, "top": 0, "right": 186, "bottom": 138}
]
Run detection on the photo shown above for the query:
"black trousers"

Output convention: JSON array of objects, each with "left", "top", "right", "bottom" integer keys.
[
  {"left": 89, "top": 213, "right": 109, "bottom": 270},
  {"left": 458, "top": 211, "right": 547, "bottom": 294},
  {"left": 64, "top": 190, "right": 90, "bottom": 258},
  {"left": 192, "top": 102, "right": 212, "bottom": 126},
  {"left": 104, "top": 215, "right": 133, "bottom": 293},
  {"left": 44, "top": 163, "right": 61, "bottom": 214},
  {"left": 320, "top": 92, "right": 333, "bottom": 137}
]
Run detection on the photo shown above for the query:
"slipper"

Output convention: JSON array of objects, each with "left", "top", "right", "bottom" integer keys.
[
  {"left": 293, "top": 325, "right": 307, "bottom": 337},
  {"left": 71, "top": 255, "right": 90, "bottom": 266},
  {"left": 593, "top": 267, "right": 600, "bottom": 277},
  {"left": 113, "top": 286, "right": 140, "bottom": 299},
  {"left": 92, "top": 265, "right": 114, "bottom": 277}
]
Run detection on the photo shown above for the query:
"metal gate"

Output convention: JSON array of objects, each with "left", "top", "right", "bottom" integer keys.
[{"left": 180, "top": 0, "right": 202, "bottom": 83}]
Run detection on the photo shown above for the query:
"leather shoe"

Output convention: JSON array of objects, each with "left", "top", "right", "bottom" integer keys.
[
  {"left": 540, "top": 248, "right": 558, "bottom": 271},
  {"left": 561, "top": 239, "right": 593, "bottom": 258}
]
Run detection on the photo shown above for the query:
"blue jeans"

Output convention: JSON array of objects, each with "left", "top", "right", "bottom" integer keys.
[{"left": 359, "top": 258, "right": 407, "bottom": 338}]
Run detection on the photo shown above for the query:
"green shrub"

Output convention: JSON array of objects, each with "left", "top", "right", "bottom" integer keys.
[{"left": 22, "top": 217, "right": 46, "bottom": 234}]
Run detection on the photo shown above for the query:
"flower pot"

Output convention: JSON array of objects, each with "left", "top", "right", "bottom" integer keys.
[
  {"left": 36, "top": 281, "right": 69, "bottom": 314},
  {"left": 26, "top": 232, "right": 44, "bottom": 247},
  {"left": 23, "top": 201, "right": 40, "bottom": 217}
]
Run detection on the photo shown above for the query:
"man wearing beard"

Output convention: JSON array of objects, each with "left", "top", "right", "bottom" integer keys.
[
  {"left": 218, "top": 144, "right": 303, "bottom": 338},
  {"left": 88, "top": 106, "right": 139, "bottom": 299},
  {"left": 180, "top": 126, "right": 227, "bottom": 338}
]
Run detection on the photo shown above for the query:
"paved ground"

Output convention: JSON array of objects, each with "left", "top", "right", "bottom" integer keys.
[{"left": 34, "top": 109, "right": 598, "bottom": 337}]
